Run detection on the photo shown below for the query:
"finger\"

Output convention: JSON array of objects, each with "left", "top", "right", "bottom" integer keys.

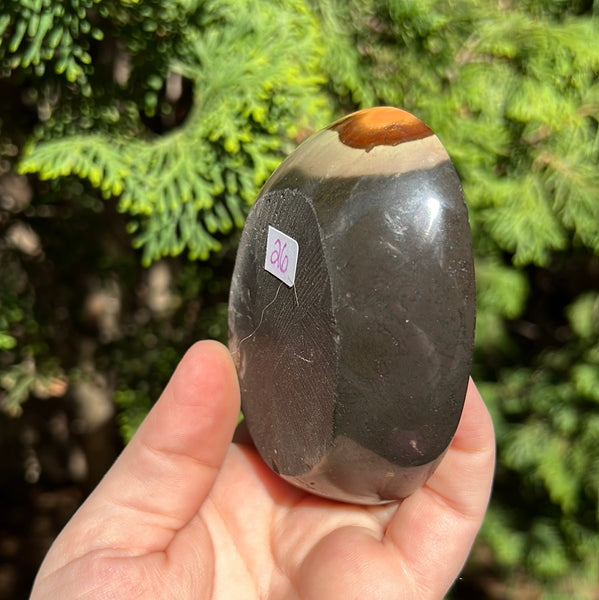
[
  {"left": 384, "top": 378, "right": 496, "bottom": 598},
  {"left": 54, "top": 340, "right": 240, "bottom": 558}
]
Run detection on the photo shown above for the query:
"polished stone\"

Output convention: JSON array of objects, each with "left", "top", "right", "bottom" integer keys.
[{"left": 228, "top": 107, "right": 475, "bottom": 504}]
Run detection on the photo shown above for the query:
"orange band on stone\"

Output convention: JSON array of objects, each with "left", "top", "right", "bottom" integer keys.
[{"left": 330, "top": 107, "right": 433, "bottom": 152}]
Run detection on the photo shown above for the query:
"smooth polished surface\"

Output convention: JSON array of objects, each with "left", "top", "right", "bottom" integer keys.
[{"left": 228, "top": 107, "right": 475, "bottom": 504}]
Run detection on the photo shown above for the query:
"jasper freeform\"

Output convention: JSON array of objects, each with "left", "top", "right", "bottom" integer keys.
[{"left": 228, "top": 107, "right": 475, "bottom": 504}]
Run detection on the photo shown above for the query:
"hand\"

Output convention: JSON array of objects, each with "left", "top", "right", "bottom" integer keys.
[{"left": 31, "top": 340, "right": 495, "bottom": 599}]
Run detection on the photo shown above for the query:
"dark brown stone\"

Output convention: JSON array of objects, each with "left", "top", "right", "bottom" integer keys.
[{"left": 228, "top": 107, "right": 476, "bottom": 504}]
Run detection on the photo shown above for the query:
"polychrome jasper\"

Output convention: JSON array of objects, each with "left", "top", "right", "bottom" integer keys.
[{"left": 228, "top": 107, "right": 475, "bottom": 504}]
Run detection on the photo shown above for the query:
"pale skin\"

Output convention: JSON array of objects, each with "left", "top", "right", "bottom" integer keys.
[{"left": 31, "top": 340, "right": 495, "bottom": 599}]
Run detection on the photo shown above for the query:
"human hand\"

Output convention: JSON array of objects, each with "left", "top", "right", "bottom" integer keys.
[{"left": 31, "top": 340, "right": 495, "bottom": 599}]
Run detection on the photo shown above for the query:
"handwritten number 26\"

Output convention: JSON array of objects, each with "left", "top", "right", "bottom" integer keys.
[{"left": 270, "top": 238, "right": 289, "bottom": 273}]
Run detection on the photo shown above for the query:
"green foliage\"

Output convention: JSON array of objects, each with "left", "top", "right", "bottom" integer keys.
[
  {"left": 11, "top": 0, "right": 329, "bottom": 265},
  {"left": 0, "top": 0, "right": 103, "bottom": 89},
  {"left": 1, "top": 0, "right": 331, "bottom": 434}
]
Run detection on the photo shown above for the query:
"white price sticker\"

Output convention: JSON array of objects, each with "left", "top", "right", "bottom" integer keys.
[{"left": 264, "top": 225, "right": 299, "bottom": 287}]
